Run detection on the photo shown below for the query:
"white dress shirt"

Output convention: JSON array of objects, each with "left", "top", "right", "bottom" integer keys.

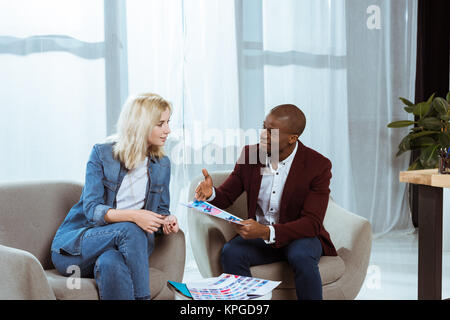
[
  {"left": 208, "top": 141, "right": 298, "bottom": 244},
  {"left": 116, "top": 157, "right": 148, "bottom": 210}
]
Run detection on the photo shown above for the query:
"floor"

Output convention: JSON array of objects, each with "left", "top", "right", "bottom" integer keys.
[
  {"left": 356, "top": 230, "right": 450, "bottom": 300},
  {"left": 182, "top": 230, "right": 450, "bottom": 300}
]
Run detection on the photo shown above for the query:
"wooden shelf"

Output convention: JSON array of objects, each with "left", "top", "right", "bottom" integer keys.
[{"left": 399, "top": 169, "right": 450, "bottom": 188}]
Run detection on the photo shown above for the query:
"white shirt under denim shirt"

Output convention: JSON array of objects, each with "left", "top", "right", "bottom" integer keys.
[
  {"left": 208, "top": 141, "right": 298, "bottom": 244},
  {"left": 116, "top": 157, "right": 148, "bottom": 210},
  {"left": 51, "top": 142, "right": 171, "bottom": 256}
]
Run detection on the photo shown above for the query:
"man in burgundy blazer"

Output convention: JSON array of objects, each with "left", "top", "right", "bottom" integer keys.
[{"left": 195, "top": 104, "right": 337, "bottom": 300}]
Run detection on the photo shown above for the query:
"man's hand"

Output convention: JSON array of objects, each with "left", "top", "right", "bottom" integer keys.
[
  {"left": 194, "top": 168, "right": 213, "bottom": 201},
  {"left": 235, "top": 219, "right": 270, "bottom": 240}
]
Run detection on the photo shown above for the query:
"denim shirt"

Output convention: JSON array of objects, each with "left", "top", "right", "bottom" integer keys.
[{"left": 51, "top": 142, "right": 171, "bottom": 256}]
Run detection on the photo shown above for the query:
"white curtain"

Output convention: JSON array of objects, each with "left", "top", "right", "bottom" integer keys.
[
  {"left": 0, "top": 0, "right": 106, "bottom": 183},
  {"left": 1, "top": 0, "right": 417, "bottom": 275},
  {"left": 241, "top": 0, "right": 417, "bottom": 235},
  {"left": 126, "top": 0, "right": 241, "bottom": 274},
  {"left": 261, "top": 0, "right": 352, "bottom": 209}
]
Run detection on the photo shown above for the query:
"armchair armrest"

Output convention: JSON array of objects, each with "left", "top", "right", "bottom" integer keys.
[
  {"left": 187, "top": 209, "right": 237, "bottom": 278},
  {"left": 149, "top": 229, "right": 186, "bottom": 283},
  {"left": 187, "top": 171, "right": 247, "bottom": 278},
  {"left": 0, "top": 244, "right": 55, "bottom": 300}
]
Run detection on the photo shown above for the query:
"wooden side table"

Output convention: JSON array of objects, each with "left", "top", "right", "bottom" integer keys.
[{"left": 399, "top": 169, "right": 449, "bottom": 300}]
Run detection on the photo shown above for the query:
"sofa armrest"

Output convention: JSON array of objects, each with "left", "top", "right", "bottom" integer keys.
[
  {"left": 0, "top": 244, "right": 55, "bottom": 300},
  {"left": 187, "top": 209, "right": 237, "bottom": 278}
]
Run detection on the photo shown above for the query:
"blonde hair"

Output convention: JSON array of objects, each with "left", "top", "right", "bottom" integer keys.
[{"left": 106, "top": 93, "right": 172, "bottom": 170}]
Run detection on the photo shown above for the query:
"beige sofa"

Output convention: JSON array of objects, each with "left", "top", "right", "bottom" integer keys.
[
  {"left": 0, "top": 181, "right": 185, "bottom": 300},
  {"left": 187, "top": 171, "right": 372, "bottom": 299}
]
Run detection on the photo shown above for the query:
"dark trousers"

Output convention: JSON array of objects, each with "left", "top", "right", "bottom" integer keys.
[{"left": 221, "top": 235, "right": 323, "bottom": 300}]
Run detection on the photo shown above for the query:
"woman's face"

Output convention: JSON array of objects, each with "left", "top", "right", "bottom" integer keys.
[{"left": 148, "top": 108, "right": 171, "bottom": 146}]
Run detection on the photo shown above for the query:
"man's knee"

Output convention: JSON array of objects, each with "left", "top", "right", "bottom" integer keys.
[
  {"left": 221, "top": 241, "right": 233, "bottom": 264},
  {"left": 286, "top": 238, "right": 321, "bottom": 271},
  {"left": 221, "top": 240, "right": 246, "bottom": 265}
]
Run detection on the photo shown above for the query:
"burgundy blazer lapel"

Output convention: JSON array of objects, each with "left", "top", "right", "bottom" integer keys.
[
  {"left": 247, "top": 164, "right": 263, "bottom": 219},
  {"left": 279, "top": 141, "right": 306, "bottom": 221},
  {"left": 247, "top": 144, "right": 265, "bottom": 219}
]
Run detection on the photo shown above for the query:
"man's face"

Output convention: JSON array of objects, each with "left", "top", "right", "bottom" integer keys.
[{"left": 260, "top": 113, "right": 292, "bottom": 156}]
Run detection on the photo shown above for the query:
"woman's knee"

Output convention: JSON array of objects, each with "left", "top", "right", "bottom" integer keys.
[
  {"left": 51, "top": 251, "right": 71, "bottom": 276},
  {"left": 116, "top": 222, "right": 148, "bottom": 244},
  {"left": 95, "top": 250, "right": 129, "bottom": 275}
]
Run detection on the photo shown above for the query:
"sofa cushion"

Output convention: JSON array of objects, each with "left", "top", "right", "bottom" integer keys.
[
  {"left": 45, "top": 267, "right": 167, "bottom": 300},
  {"left": 45, "top": 269, "right": 98, "bottom": 300},
  {"left": 250, "top": 255, "right": 345, "bottom": 289}
]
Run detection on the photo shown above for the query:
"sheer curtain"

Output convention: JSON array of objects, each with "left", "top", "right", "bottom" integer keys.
[
  {"left": 1, "top": 0, "right": 418, "bottom": 278},
  {"left": 237, "top": 0, "right": 417, "bottom": 235},
  {"left": 0, "top": 0, "right": 107, "bottom": 184},
  {"left": 126, "top": 0, "right": 241, "bottom": 274}
]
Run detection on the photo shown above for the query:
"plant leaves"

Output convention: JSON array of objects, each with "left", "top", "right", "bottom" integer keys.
[
  {"left": 427, "top": 92, "right": 436, "bottom": 105},
  {"left": 407, "top": 130, "right": 440, "bottom": 140},
  {"left": 419, "top": 145, "right": 439, "bottom": 168},
  {"left": 411, "top": 136, "right": 436, "bottom": 149},
  {"left": 396, "top": 135, "right": 411, "bottom": 157},
  {"left": 446, "top": 91, "right": 450, "bottom": 103},
  {"left": 411, "top": 126, "right": 423, "bottom": 132},
  {"left": 387, "top": 120, "right": 416, "bottom": 128},
  {"left": 413, "top": 102, "right": 431, "bottom": 118},
  {"left": 399, "top": 97, "right": 414, "bottom": 106},
  {"left": 408, "top": 159, "right": 423, "bottom": 171},
  {"left": 417, "top": 117, "right": 442, "bottom": 131},
  {"left": 404, "top": 106, "right": 414, "bottom": 113},
  {"left": 438, "top": 132, "right": 450, "bottom": 149},
  {"left": 433, "top": 97, "right": 449, "bottom": 115}
]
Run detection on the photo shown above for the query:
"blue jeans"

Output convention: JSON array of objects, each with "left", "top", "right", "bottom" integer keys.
[
  {"left": 221, "top": 236, "right": 323, "bottom": 300},
  {"left": 51, "top": 222, "right": 154, "bottom": 300}
]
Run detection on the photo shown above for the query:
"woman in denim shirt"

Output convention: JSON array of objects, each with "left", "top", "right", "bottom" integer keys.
[{"left": 51, "top": 93, "right": 178, "bottom": 300}]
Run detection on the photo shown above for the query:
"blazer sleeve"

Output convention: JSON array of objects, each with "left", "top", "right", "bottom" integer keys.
[
  {"left": 82, "top": 144, "right": 112, "bottom": 226},
  {"left": 210, "top": 147, "right": 247, "bottom": 209},
  {"left": 273, "top": 159, "right": 332, "bottom": 247}
]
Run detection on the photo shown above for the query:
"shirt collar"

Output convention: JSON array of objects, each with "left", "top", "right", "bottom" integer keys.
[
  {"left": 267, "top": 140, "right": 298, "bottom": 170},
  {"left": 280, "top": 140, "right": 298, "bottom": 166}
]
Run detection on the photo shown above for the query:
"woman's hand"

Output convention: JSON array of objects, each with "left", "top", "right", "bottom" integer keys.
[
  {"left": 132, "top": 210, "right": 166, "bottom": 234},
  {"left": 162, "top": 214, "right": 179, "bottom": 235}
]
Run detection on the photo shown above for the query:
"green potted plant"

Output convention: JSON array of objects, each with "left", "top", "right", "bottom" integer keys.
[{"left": 387, "top": 91, "right": 450, "bottom": 170}]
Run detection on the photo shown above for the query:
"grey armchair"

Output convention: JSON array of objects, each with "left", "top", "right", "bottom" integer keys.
[
  {"left": 187, "top": 171, "right": 372, "bottom": 300},
  {"left": 0, "top": 181, "right": 185, "bottom": 300}
]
